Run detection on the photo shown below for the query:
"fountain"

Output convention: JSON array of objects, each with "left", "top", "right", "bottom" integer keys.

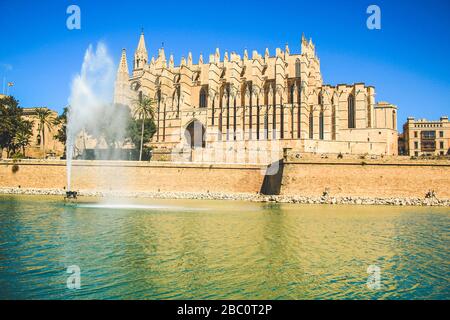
[
  {"left": 65, "top": 42, "right": 128, "bottom": 200},
  {"left": 64, "top": 191, "right": 78, "bottom": 201}
]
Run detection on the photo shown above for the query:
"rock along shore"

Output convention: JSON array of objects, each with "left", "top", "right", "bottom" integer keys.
[{"left": 0, "top": 187, "right": 449, "bottom": 207}]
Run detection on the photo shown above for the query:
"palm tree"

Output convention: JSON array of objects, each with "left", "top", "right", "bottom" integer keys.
[
  {"left": 14, "top": 120, "right": 33, "bottom": 157},
  {"left": 35, "top": 108, "right": 54, "bottom": 159},
  {"left": 132, "top": 96, "right": 155, "bottom": 161}
]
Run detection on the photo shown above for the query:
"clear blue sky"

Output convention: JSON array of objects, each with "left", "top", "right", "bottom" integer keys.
[{"left": 1, "top": 0, "right": 449, "bottom": 129}]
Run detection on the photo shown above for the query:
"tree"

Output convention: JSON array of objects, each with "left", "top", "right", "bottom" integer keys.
[
  {"left": 13, "top": 120, "right": 33, "bottom": 157},
  {"left": 54, "top": 106, "right": 68, "bottom": 145},
  {"left": 0, "top": 96, "right": 31, "bottom": 158},
  {"left": 96, "top": 104, "right": 132, "bottom": 152},
  {"left": 54, "top": 106, "right": 68, "bottom": 158},
  {"left": 126, "top": 117, "right": 156, "bottom": 160},
  {"left": 34, "top": 107, "right": 54, "bottom": 158},
  {"left": 132, "top": 96, "right": 155, "bottom": 161}
]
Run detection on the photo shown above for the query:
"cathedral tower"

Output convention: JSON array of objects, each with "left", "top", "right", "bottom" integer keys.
[
  {"left": 134, "top": 31, "right": 148, "bottom": 72},
  {"left": 114, "top": 48, "right": 131, "bottom": 106}
]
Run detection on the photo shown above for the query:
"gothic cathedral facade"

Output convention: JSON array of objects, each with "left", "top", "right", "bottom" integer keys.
[{"left": 114, "top": 32, "right": 398, "bottom": 161}]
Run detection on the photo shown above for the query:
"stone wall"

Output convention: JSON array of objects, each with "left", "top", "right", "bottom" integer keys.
[
  {"left": 1, "top": 159, "right": 449, "bottom": 199},
  {"left": 281, "top": 160, "right": 450, "bottom": 198},
  {"left": 0, "top": 160, "right": 266, "bottom": 194}
]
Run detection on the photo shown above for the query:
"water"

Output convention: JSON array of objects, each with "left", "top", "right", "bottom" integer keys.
[
  {"left": 0, "top": 195, "right": 448, "bottom": 300},
  {"left": 66, "top": 42, "right": 119, "bottom": 191}
]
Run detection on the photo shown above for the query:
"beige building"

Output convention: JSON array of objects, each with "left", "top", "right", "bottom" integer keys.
[
  {"left": 403, "top": 116, "right": 450, "bottom": 156},
  {"left": 22, "top": 107, "right": 64, "bottom": 159},
  {"left": 114, "top": 32, "right": 398, "bottom": 161}
]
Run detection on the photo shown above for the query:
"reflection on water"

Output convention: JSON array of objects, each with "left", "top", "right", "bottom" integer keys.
[{"left": 0, "top": 195, "right": 448, "bottom": 300}]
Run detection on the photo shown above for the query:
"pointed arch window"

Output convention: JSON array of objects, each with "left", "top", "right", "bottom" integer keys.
[
  {"left": 392, "top": 110, "right": 396, "bottom": 130},
  {"left": 199, "top": 88, "right": 207, "bottom": 108},
  {"left": 309, "top": 107, "right": 314, "bottom": 139},
  {"left": 319, "top": 108, "right": 324, "bottom": 140},
  {"left": 295, "top": 59, "right": 301, "bottom": 78},
  {"left": 331, "top": 96, "right": 336, "bottom": 140},
  {"left": 348, "top": 94, "right": 355, "bottom": 129},
  {"left": 297, "top": 83, "right": 301, "bottom": 138},
  {"left": 233, "top": 98, "right": 237, "bottom": 140},
  {"left": 256, "top": 97, "right": 260, "bottom": 140},
  {"left": 176, "top": 86, "right": 180, "bottom": 118},
  {"left": 289, "top": 84, "right": 295, "bottom": 104}
]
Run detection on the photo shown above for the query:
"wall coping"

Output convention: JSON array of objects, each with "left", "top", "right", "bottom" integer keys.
[
  {"left": 284, "top": 160, "right": 450, "bottom": 167},
  {"left": 0, "top": 159, "right": 266, "bottom": 170},
  {"left": 2, "top": 159, "right": 449, "bottom": 168}
]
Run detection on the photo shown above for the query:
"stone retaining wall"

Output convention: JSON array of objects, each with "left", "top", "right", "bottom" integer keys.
[
  {"left": 0, "top": 160, "right": 266, "bottom": 194},
  {"left": 1, "top": 159, "right": 449, "bottom": 204},
  {"left": 281, "top": 160, "right": 450, "bottom": 198}
]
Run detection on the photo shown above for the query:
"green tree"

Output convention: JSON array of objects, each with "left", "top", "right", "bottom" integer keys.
[
  {"left": 54, "top": 106, "right": 68, "bottom": 145},
  {"left": 54, "top": 106, "right": 68, "bottom": 158},
  {"left": 35, "top": 107, "right": 54, "bottom": 158},
  {"left": 96, "top": 104, "right": 132, "bottom": 151},
  {"left": 0, "top": 96, "right": 31, "bottom": 157},
  {"left": 132, "top": 96, "right": 155, "bottom": 161},
  {"left": 126, "top": 117, "right": 156, "bottom": 160},
  {"left": 13, "top": 120, "right": 33, "bottom": 157}
]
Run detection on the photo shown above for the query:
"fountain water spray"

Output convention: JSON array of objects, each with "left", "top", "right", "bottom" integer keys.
[{"left": 66, "top": 42, "right": 130, "bottom": 194}]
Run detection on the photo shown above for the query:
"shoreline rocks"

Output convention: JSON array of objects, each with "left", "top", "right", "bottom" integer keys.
[{"left": 0, "top": 187, "right": 449, "bottom": 207}]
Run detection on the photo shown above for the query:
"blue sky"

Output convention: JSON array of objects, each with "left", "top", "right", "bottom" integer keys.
[{"left": 0, "top": 0, "right": 449, "bottom": 129}]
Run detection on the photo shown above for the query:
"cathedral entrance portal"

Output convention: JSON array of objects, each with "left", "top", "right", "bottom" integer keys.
[{"left": 184, "top": 120, "right": 206, "bottom": 149}]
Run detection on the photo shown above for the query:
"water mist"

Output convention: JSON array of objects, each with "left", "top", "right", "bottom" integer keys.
[{"left": 66, "top": 42, "right": 130, "bottom": 194}]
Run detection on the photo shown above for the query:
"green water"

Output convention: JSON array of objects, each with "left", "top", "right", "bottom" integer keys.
[{"left": 0, "top": 195, "right": 448, "bottom": 300}]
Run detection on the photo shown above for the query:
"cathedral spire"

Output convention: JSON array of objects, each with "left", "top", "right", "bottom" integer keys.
[
  {"left": 134, "top": 30, "right": 148, "bottom": 70},
  {"left": 136, "top": 30, "right": 147, "bottom": 54},
  {"left": 114, "top": 49, "right": 131, "bottom": 106},
  {"left": 118, "top": 48, "right": 129, "bottom": 75}
]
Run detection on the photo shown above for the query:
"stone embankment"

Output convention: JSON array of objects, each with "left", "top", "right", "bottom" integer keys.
[{"left": 1, "top": 187, "right": 449, "bottom": 207}]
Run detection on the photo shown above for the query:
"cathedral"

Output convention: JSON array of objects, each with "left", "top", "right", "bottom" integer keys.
[{"left": 114, "top": 32, "right": 398, "bottom": 162}]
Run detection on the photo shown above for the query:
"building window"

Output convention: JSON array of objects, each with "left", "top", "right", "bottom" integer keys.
[
  {"left": 289, "top": 84, "right": 295, "bottom": 104},
  {"left": 256, "top": 99, "right": 260, "bottom": 140},
  {"left": 264, "top": 111, "right": 268, "bottom": 140},
  {"left": 421, "top": 131, "right": 436, "bottom": 139},
  {"left": 392, "top": 110, "right": 396, "bottom": 130},
  {"left": 295, "top": 59, "right": 301, "bottom": 78},
  {"left": 233, "top": 98, "right": 237, "bottom": 140},
  {"left": 309, "top": 107, "right": 314, "bottom": 139},
  {"left": 440, "top": 141, "right": 444, "bottom": 149},
  {"left": 414, "top": 141, "right": 419, "bottom": 149},
  {"left": 297, "top": 85, "right": 301, "bottom": 138},
  {"left": 319, "top": 109, "right": 324, "bottom": 140},
  {"left": 199, "top": 88, "right": 207, "bottom": 108},
  {"left": 348, "top": 94, "right": 355, "bottom": 129},
  {"left": 226, "top": 89, "right": 230, "bottom": 141},
  {"left": 211, "top": 99, "right": 215, "bottom": 126},
  {"left": 414, "top": 131, "right": 418, "bottom": 138},
  {"left": 439, "top": 131, "right": 444, "bottom": 138},
  {"left": 331, "top": 98, "right": 336, "bottom": 140}
]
